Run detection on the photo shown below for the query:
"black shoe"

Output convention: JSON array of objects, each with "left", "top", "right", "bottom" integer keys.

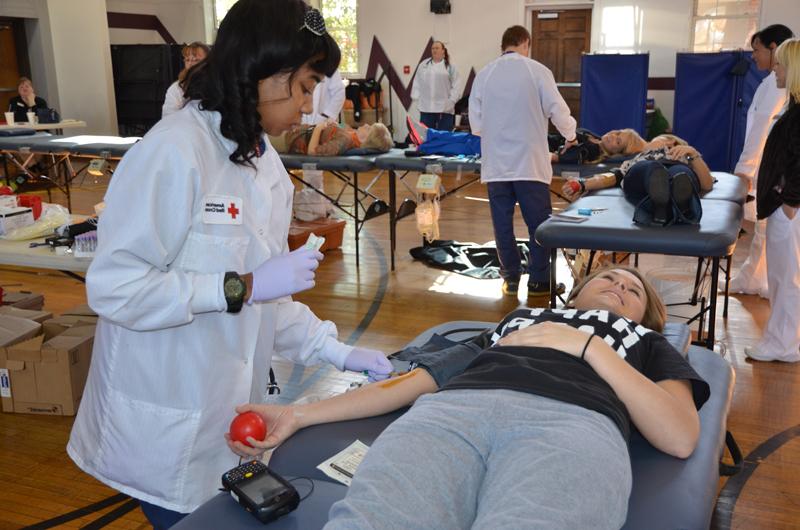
[
  {"left": 502, "top": 278, "right": 520, "bottom": 296},
  {"left": 671, "top": 172, "right": 694, "bottom": 219},
  {"left": 647, "top": 166, "right": 671, "bottom": 225},
  {"left": 527, "top": 282, "right": 566, "bottom": 297}
]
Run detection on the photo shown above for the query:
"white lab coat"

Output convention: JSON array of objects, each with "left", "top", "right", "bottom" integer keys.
[
  {"left": 469, "top": 52, "right": 576, "bottom": 184},
  {"left": 162, "top": 81, "right": 185, "bottom": 118},
  {"left": 67, "top": 101, "right": 353, "bottom": 513},
  {"left": 411, "top": 58, "right": 459, "bottom": 114},
  {"left": 302, "top": 70, "right": 346, "bottom": 125},
  {"left": 734, "top": 72, "right": 786, "bottom": 182},
  {"left": 729, "top": 75, "right": 786, "bottom": 295}
]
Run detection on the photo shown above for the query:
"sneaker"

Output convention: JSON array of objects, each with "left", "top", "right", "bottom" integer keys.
[
  {"left": 405, "top": 116, "right": 425, "bottom": 146},
  {"left": 744, "top": 346, "right": 800, "bottom": 363},
  {"left": 671, "top": 172, "right": 695, "bottom": 221},
  {"left": 527, "top": 282, "right": 566, "bottom": 297},
  {"left": 502, "top": 278, "right": 520, "bottom": 296},
  {"left": 647, "top": 165, "right": 671, "bottom": 225}
]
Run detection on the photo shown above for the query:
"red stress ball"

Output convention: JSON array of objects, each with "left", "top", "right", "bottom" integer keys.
[
  {"left": 568, "top": 180, "right": 582, "bottom": 193},
  {"left": 229, "top": 412, "right": 267, "bottom": 448}
]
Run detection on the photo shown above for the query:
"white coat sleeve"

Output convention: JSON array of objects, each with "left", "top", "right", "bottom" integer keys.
[
  {"left": 538, "top": 66, "right": 576, "bottom": 141},
  {"left": 320, "top": 71, "right": 346, "bottom": 119},
  {"left": 734, "top": 83, "right": 785, "bottom": 179},
  {"left": 272, "top": 299, "right": 353, "bottom": 369},
  {"left": 468, "top": 72, "right": 484, "bottom": 135},
  {"left": 86, "top": 138, "right": 226, "bottom": 331},
  {"left": 411, "top": 65, "right": 422, "bottom": 101},
  {"left": 448, "top": 66, "right": 461, "bottom": 107},
  {"left": 162, "top": 82, "right": 184, "bottom": 118}
]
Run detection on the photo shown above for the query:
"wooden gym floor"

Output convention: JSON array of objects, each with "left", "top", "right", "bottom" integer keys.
[{"left": 0, "top": 169, "right": 798, "bottom": 529}]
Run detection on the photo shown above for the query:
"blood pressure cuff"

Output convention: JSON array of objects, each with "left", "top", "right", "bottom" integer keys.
[{"left": 390, "top": 331, "right": 491, "bottom": 387}]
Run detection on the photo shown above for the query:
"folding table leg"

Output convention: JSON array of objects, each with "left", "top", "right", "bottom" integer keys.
[
  {"left": 549, "top": 248, "right": 557, "bottom": 308},
  {"left": 723, "top": 254, "right": 731, "bottom": 318},
  {"left": 389, "top": 169, "right": 396, "bottom": 271}
]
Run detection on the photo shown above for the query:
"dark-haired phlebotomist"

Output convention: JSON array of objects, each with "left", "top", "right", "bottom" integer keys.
[{"left": 66, "top": 2, "right": 391, "bottom": 528}]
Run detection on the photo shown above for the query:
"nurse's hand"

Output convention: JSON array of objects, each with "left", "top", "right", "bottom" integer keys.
[
  {"left": 248, "top": 248, "right": 323, "bottom": 303},
  {"left": 225, "top": 404, "right": 300, "bottom": 458},
  {"left": 343, "top": 347, "right": 393, "bottom": 381}
]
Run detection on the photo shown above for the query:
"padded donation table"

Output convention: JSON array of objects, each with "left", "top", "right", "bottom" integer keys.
[
  {"left": 175, "top": 320, "right": 734, "bottom": 530},
  {"left": 536, "top": 195, "right": 743, "bottom": 348}
]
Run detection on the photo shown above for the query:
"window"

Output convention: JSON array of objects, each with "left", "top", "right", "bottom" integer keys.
[
  {"left": 213, "top": 0, "right": 238, "bottom": 29},
  {"left": 211, "top": 0, "right": 358, "bottom": 74},
  {"left": 321, "top": 0, "right": 358, "bottom": 74},
  {"left": 692, "top": 0, "right": 761, "bottom": 52}
]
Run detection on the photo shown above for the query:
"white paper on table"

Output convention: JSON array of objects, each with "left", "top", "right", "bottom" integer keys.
[{"left": 316, "top": 440, "right": 370, "bottom": 486}]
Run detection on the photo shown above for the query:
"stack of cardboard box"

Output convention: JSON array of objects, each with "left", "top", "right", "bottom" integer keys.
[{"left": 0, "top": 298, "right": 97, "bottom": 416}]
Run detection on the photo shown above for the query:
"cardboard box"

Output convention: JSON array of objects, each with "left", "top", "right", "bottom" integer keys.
[
  {"left": 0, "top": 315, "right": 42, "bottom": 412},
  {"left": 1, "top": 319, "right": 95, "bottom": 415},
  {"left": 0, "top": 206, "right": 34, "bottom": 236},
  {"left": 288, "top": 218, "right": 346, "bottom": 252},
  {"left": 1, "top": 291, "right": 45, "bottom": 310},
  {"left": 0, "top": 195, "right": 16, "bottom": 209},
  {"left": 61, "top": 304, "right": 97, "bottom": 318},
  {"left": 0, "top": 306, "right": 53, "bottom": 324}
]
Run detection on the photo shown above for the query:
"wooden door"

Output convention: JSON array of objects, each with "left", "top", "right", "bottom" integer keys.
[
  {"left": 0, "top": 18, "right": 25, "bottom": 122},
  {"left": 530, "top": 9, "right": 591, "bottom": 126}
]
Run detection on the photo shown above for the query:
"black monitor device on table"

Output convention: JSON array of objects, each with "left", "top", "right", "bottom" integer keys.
[{"left": 222, "top": 460, "right": 299, "bottom": 524}]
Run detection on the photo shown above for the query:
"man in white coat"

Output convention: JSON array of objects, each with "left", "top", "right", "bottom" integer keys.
[
  {"left": 301, "top": 69, "right": 346, "bottom": 125},
  {"left": 469, "top": 25, "right": 576, "bottom": 297},
  {"left": 729, "top": 24, "right": 794, "bottom": 297}
]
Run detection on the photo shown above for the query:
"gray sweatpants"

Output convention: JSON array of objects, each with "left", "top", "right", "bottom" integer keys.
[{"left": 324, "top": 389, "right": 632, "bottom": 530}]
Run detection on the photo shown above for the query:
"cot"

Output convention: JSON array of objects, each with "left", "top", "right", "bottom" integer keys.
[
  {"left": 173, "top": 320, "right": 734, "bottom": 530},
  {"left": 536, "top": 195, "right": 743, "bottom": 348}
]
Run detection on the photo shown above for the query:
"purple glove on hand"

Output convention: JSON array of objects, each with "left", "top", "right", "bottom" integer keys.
[
  {"left": 344, "top": 347, "right": 393, "bottom": 381},
  {"left": 248, "top": 248, "right": 323, "bottom": 303}
]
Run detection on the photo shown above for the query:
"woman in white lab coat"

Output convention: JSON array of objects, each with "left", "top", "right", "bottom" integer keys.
[
  {"left": 67, "top": 2, "right": 391, "bottom": 528},
  {"left": 745, "top": 38, "right": 800, "bottom": 363},
  {"left": 411, "top": 40, "right": 459, "bottom": 131},
  {"left": 162, "top": 42, "right": 210, "bottom": 118},
  {"left": 729, "top": 24, "right": 793, "bottom": 298},
  {"left": 301, "top": 69, "right": 346, "bottom": 125}
]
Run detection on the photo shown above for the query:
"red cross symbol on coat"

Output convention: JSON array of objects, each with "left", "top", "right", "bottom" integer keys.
[{"left": 228, "top": 203, "right": 240, "bottom": 219}]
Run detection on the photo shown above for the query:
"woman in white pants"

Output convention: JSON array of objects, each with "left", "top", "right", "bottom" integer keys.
[{"left": 746, "top": 38, "right": 800, "bottom": 363}]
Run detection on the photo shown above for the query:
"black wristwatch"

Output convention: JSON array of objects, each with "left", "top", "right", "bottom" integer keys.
[{"left": 223, "top": 271, "right": 247, "bottom": 313}]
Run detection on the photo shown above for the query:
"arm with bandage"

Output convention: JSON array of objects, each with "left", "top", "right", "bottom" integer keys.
[{"left": 226, "top": 369, "right": 438, "bottom": 458}]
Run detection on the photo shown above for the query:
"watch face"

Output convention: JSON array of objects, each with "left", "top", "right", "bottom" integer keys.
[{"left": 225, "top": 277, "right": 245, "bottom": 298}]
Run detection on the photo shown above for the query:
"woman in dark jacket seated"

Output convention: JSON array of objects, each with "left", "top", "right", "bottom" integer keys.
[
  {"left": 561, "top": 143, "right": 714, "bottom": 226},
  {"left": 7, "top": 77, "right": 48, "bottom": 123}
]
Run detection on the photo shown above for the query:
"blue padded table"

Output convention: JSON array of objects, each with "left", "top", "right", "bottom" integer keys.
[
  {"left": 0, "top": 133, "right": 81, "bottom": 209},
  {"left": 278, "top": 153, "right": 382, "bottom": 268},
  {"left": 64, "top": 135, "right": 140, "bottom": 159},
  {"left": 175, "top": 321, "right": 733, "bottom": 530},
  {"left": 374, "top": 149, "right": 482, "bottom": 270},
  {"left": 536, "top": 195, "right": 743, "bottom": 348}
]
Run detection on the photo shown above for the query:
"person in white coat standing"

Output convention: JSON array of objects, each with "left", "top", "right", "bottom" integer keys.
[
  {"left": 745, "top": 38, "right": 800, "bottom": 363},
  {"left": 162, "top": 42, "right": 210, "bottom": 118},
  {"left": 469, "top": 25, "right": 577, "bottom": 297},
  {"left": 412, "top": 40, "right": 459, "bottom": 131},
  {"left": 301, "top": 69, "right": 346, "bottom": 125},
  {"left": 729, "top": 24, "right": 794, "bottom": 298},
  {"left": 67, "top": 3, "right": 392, "bottom": 528}
]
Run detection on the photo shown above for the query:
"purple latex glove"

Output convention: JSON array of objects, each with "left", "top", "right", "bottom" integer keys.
[
  {"left": 248, "top": 248, "right": 323, "bottom": 303},
  {"left": 344, "top": 347, "right": 393, "bottom": 381}
]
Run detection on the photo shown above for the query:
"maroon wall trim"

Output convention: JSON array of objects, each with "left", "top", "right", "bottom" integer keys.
[{"left": 107, "top": 12, "right": 177, "bottom": 44}]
